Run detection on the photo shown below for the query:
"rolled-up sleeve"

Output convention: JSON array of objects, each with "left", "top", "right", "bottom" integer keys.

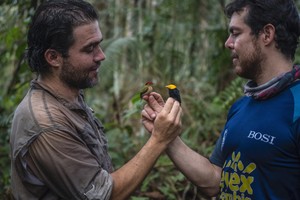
[{"left": 84, "top": 170, "right": 113, "bottom": 200}]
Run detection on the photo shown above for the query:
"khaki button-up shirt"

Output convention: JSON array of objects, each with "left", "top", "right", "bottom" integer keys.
[{"left": 10, "top": 80, "right": 113, "bottom": 199}]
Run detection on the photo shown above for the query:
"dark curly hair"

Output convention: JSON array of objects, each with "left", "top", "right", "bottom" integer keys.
[
  {"left": 225, "top": 0, "right": 300, "bottom": 60},
  {"left": 26, "top": 0, "right": 99, "bottom": 75}
]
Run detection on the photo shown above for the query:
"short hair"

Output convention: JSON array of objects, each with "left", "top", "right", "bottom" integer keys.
[
  {"left": 26, "top": 0, "right": 99, "bottom": 75},
  {"left": 225, "top": 0, "right": 300, "bottom": 60}
]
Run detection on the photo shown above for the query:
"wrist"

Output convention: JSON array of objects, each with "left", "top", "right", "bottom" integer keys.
[
  {"left": 148, "top": 133, "right": 169, "bottom": 152},
  {"left": 166, "top": 136, "right": 181, "bottom": 154}
]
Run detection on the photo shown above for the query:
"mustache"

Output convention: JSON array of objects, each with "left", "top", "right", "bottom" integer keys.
[
  {"left": 231, "top": 53, "right": 238, "bottom": 59},
  {"left": 91, "top": 62, "right": 101, "bottom": 70}
]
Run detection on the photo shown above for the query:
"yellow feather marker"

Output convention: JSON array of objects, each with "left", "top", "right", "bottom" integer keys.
[{"left": 166, "top": 84, "right": 181, "bottom": 104}]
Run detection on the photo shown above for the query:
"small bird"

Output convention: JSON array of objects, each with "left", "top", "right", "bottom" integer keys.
[
  {"left": 166, "top": 84, "right": 181, "bottom": 104},
  {"left": 140, "top": 81, "right": 154, "bottom": 99}
]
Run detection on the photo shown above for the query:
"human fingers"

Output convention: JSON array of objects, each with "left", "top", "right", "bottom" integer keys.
[
  {"left": 160, "top": 98, "right": 175, "bottom": 114},
  {"left": 141, "top": 107, "right": 155, "bottom": 120},
  {"left": 146, "top": 94, "right": 164, "bottom": 113},
  {"left": 166, "top": 100, "right": 182, "bottom": 133},
  {"left": 174, "top": 105, "right": 182, "bottom": 133},
  {"left": 169, "top": 100, "right": 182, "bottom": 118},
  {"left": 175, "top": 107, "right": 182, "bottom": 125},
  {"left": 154, "top": 98, "right": 178, "bottom": 132},
  {"left": 152, "top": 99, "right": 181, "bottom": 144},
  {"left": 141, "top": 116, "right": 154, "bottom": 133},
  {"left": 149, "top": 92, "right": 165, "bottom": 107}
]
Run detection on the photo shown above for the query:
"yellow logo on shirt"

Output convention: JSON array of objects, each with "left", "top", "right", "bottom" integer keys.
[{"left": 220, "top": 152, "right": 256, "bottom": 200}]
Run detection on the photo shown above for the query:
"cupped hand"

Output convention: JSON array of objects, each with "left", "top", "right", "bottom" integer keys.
[
  {"left": 141, "top": 92, "right": 165, "bottom": 133},
  {"left": 151, "top": 98, "right": 182, "bottom": 145},
  {"left": 142, "top": 92, "right": 165, "bottom": 112}
]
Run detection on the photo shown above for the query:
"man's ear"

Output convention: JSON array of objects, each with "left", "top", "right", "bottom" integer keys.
[
  {"left": 44, "top": 49, "right": 62, "bottom": 68},
  {"left": 261, "top": 24, "right": 276, "bottom": 46}
]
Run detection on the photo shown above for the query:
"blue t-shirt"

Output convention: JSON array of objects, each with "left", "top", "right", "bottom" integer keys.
[{"left": 210, "top": 81, "right": 300, "bottom": 199}]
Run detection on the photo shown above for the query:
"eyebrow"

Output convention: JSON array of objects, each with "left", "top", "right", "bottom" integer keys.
[{"left": 81, "top": 38, "right": 103, "bottom": 50}]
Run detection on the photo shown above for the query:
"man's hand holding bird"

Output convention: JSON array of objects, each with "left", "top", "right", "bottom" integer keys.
[{"left": 141, "top": 83, "right": 182, "bottom": 134}]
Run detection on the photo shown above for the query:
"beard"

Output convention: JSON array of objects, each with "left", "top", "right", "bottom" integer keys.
[
  {"left": 234, "top": 39, "right": 265, "bottom": 81},
  {"left": 59, "top": 60, "right": 99, "bottom": 90}
]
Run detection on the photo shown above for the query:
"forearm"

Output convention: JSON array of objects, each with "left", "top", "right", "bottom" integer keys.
[
  {"left": 109, "top": 97, "right": 181, "bottom": 199},
  {"left": 166, "top": 137, "right": 221, "bottom": 197},
  {"left": 110, "top": 137, "right": 166, "bottom": 200}
]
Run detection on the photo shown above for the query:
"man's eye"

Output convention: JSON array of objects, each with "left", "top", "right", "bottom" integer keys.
[
  {"left": 86, "top": 46, "right": 94, "bottom": 52},
  {"left": 231, "top": 32, "right": 239, "bottom": 37}
]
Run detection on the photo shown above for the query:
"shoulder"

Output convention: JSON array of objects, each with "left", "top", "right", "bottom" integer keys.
[
  {"left": 288, "top": 80, "right": 300, "bottom": 97},
  {"left": 13, "top": 86, "right": 73, "bottom": 132},
  {"left": 287, "top": 81, "right": 300, "bottom": 122},
  {"left": 226, "top": 96, "right": 249, "bottom": 120}
]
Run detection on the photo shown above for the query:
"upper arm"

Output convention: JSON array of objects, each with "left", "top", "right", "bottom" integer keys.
[
  {"left": 209, "top": 136, "right": 225, "bottom": 168},
  {"left": 26, "top": 130, "right": 113, "bottom": 199}
]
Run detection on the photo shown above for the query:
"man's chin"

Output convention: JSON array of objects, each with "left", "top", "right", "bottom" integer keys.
[
  {"left": 234, "top": 65, "right": 242, "bottom": 75},
  {"left": 79, "top": 79, "right": 99, "bottom": 89},
  {"left": 88, "top": 80, "right": 98, "bottom": 88}
]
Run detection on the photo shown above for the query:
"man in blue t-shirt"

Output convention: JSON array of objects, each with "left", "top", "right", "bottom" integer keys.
[{"left": 141, "top": 0, "right": 300, "bottom": 199}]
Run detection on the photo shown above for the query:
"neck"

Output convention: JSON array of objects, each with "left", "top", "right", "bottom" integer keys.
[
  {"left": 37, "top": 75, "right": 81, "bottom": 104},
  {"left": 255, "top": 56, "right": 293, "bottom": 86}
]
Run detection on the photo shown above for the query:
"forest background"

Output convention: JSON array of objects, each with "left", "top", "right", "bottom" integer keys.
[{"left": 1, "top": 0, "right": 300, "bottom": 199}]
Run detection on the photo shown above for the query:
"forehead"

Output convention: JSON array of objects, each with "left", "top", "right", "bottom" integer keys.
[
  {"left": 228, "top": 9, "right": 250, "bottom": 31},
  {"left": 72, "top": 21, "right": 102, "bottom": 46}
]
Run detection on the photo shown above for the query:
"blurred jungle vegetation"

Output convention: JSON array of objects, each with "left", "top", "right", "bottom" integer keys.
[{"left": 1, "top": 0, "right": 300, "bottom": 199}]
